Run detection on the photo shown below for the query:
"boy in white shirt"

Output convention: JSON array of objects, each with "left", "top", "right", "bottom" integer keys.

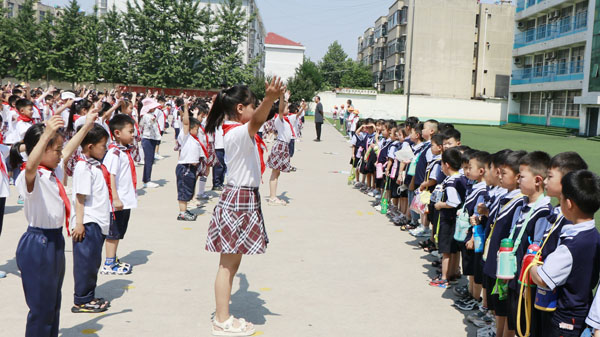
[
  {"left": 71, "top": 124, "right": 111, "bottom": 313},
  {"left": 155, "top": 96, "right": 167, "bottom": 160},
  {"left": 101, "top": 114, "right": 138, "bottom": 275},
  {"left": 176, "top": 101, "right": 205, "bottom": 221},
  {"left": 15, "top": 98, "right": 35, "bottom": 141}
]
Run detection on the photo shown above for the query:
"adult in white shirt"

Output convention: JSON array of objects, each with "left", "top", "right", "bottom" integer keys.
[{"left": 139, "top": 98, "right": 162, "bottom": 186}]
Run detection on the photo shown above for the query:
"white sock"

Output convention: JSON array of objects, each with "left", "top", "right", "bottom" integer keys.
[{"left": 197, "top": 177, "right": 207, "bottom": 197}]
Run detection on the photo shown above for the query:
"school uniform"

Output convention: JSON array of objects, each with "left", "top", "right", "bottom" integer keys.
[
  {"left": 16, "top": 119, "right": 33, "bottom": 141},
  {"left": 287, "top": 114, "right": 300, "bottom": 157},
  {"left": 387, "top": 140, "right": 402, "bottom": 198},
  {"left": 15, "top": 164, "right": 70, "bottom": 337},
  {"left": 506, "top": 196, "right": 553, "bottom": 331},
  {"left": 359, "top": 133, "right": 377, "bottom": 175},
  {"left": 375, "top": 138, "right": 392, "bottom": 188},
  {"left": 71, "top": 156, "right": 111, "bottom": 306},
  {"left": 458, "top": 181, "right": 488, "bottom": 278},
  {"left": 424, "top": 155, "right": 444, "bottom": 224},
  {"left": 437, "top": 173, "right": 467, "bottom": 254},
  {"left": 482, "top": 189, "right": 525, "bottom": 317},
  {"left": 212, "top": 126, "right": 226, "bottom": 188},
  {"left": 267, "top": 117, "right": 294, "bottom": 173},
  {"left": 0, "top": 150, "right": 9, "bottom": 236},
  {"left": 412, "top": 141, "right": 433, "bottom": 189},
  {"left": 538, "top": 220, "right": 600, "bottom": 337},
  {"left": 206, "top": 122, "right": 269, "bottom": 255},
  {"left": 479, "top": 186, "right": 505, "bottom": 310},
  {"left": 350, "top": 132, "right": 366, "bottom": 168},
  {"left": 176, "top": 131, "right": 206, "bottom": 202},
  {"left": 103, "top": 143, "right": 138, "bottom": 240},
  {"left": 405, "top": 141, "right": 428, "bottom": 224}
]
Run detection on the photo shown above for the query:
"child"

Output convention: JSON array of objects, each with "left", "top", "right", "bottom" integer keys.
[
  {"left": 154, "top": 96, "right": 167, "bottom": 160},
  {"left": 530, "top": 170, "right": 600, "bottom": 337},
  {"left": 482, "top": 150, "right": 527, "bottom": 337},
  {"left": 431, "top": 147, "right": 468, "bottom": 289},
  {"left": 15, "top": 98, "right": 35, "bottom": 141},
  {"left": 204, "top": 78, "right": 285, "bottom": 336},
  {"left": 71, "top": 124, "right": 112, "bottom": 313},
  {"left": 372, "top": 122, "right": 392, "bottom": 200},
  {"left": 443, "top": 128, "right": 462, "bottom": 150},
  {"left": 15, "top": 114, "right": 95, "bottom": 337},
  {"left": 0, "top": 145, "right": 8, "bottom": 278},
  {"left": 101, "top": 114, "right": 138, "bottom": 275},
  {"left": 402, "top": 122, "right": 426, "bottom": 231},
  {"left": 267, "top": 91, "right": 294, "bottom": 206},
  {"left": 414, "top": 133, "right": 445, "bottom": 239},
  {"left": 175, "top": 100, "right": 205, "bottom": 221},
  {"left": 505, "top": 152, "right": 553, "bottom": 336}
]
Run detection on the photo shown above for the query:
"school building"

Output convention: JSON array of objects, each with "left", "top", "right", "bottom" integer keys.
[
  {"left": 2, "top": 0, "right": 57, "bottom": 21},
  {"left": 356, "top": 0, "right": 515, "bottom": 100},
  {"left": 264, "top": 33, "right": 305, "bottom": 83},
  {"left": 507, "top": 0, "right": 600, "bottom": 136}
]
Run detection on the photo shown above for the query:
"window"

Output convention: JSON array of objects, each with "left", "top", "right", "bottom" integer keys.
[
  {"left": 475, "top": 14, "right": 480, "bottom": 28},
  {"left": 7, "top": 2, "right": 14, "bottom": 18},
  {"left": 566, "top": 90, "right": 581, "bottom": 116},
  {"left": 388, "top": 10, "right": 399, "bottom": 28},
  {"left": 387, "top": 39, "right": 404, "bottom": 55},
  {"left": 520, "top": 92, "right": 531, "bottom": 115},
  {"left": 396, "top": 65, "right": 405, "bottom": 81},
  {"left": 576, "top": 1, "right": 588, "bottom": 13},
  {"left": 385, "top": 66, "right": 397, "bottom": 81},
  {"left": 101, "top": 0, "right": 108, "bottom": 7},
  {"left": 571, "top": 46, "right": 585, "bottom": 73},
  {"left": 400, "top": 6, "right": 408, "bottom": 24},
  {"left": 39, "top": 11, "right": 45, "bottom": 21},
  {"left": 552, "top": 91, "right": 567, "bottom": 116},
  {"left": 530, "top": 92, "right": 542, "bottom": 115},
  {"left": 534, "top": 54, "right": 544, "bottom": 77},
  {"left": 375, "top": 26, "right": 383, "bottom": 39},
  {"left": 557, "top": 49, "right": 569, "bottom": 74}
]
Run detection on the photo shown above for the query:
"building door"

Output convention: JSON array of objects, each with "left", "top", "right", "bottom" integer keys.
[
  {"left": 588, "top": 108, "right": 599, "bottom": 137},
  {"left": 545, "top": 100, "right": 552, "bottom": 126}
]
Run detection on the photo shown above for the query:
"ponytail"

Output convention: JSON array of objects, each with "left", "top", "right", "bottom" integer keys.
[
  {"left": 205, "top": 85, "right": 257, "bottom": 134},
  {"left": 68, "top": 99, "right": 92, "bottom": 133},
  {"left": 9, "top": 141, "right": 24, "bottom": 170}
]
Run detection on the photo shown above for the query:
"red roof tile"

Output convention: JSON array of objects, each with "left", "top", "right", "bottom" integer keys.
[{"left": 265, "top": 32, "right": 303, "bottom": 47}]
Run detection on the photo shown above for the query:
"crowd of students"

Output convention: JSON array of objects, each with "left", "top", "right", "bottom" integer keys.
[
  {"left": 348, "top": 116, "right": 600, "bottom": 337},
  {"left": 0, "top": 77, "right": 304, "bottom": 337}
]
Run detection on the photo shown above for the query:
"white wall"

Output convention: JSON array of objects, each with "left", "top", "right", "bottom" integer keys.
[
  {"left": 314, "top": 91, "right": 507, "bottom": 125},
  {"left": 264, "top": 45, "right": 304, "bottom": 82}
]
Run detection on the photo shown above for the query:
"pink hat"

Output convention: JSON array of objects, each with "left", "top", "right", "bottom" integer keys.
[{"left": 140, "top": 97, "right": 161, "bottom": 115}]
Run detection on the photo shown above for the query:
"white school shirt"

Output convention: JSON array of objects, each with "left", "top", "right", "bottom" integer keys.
[
  {"left": 3, "top": 108, "right": 19, "bottom": 144},
  {"left": 62, "top": 109, "right": 70, "bottom": 125},
  {"left": 103, "top": 146, "right": 138, "bottom": 209},
  {"left": 214, "top": 126, "right": 224, "bottom": 149},
  {"left": 16, "top": 120, "right": 33, "bottom": 141},
  {"left": 16, "top": 163, "right": 66, "bottom": 229},
  {"left": 288, "top": 114, "right": 300, "bottom": 138},
  {"left": 172, "top": 108, "right": 181, "bottom": 129},
  {"left": 274, "top": 117, "right": 293, "bottom": 143},
  {"left": 177, "top": 132, "right": 205, "bottom": 164},
  {"left": 350, "top": 115, "right": 359, "bottom": 132},
  {"left": 140, "top": 112, "right": 161, "bottom": 141},
  {"left": 224, "top": 122, "right": 261, "bottom": 188},
  {"left": 0, "top": 149, "right": 9, "bottom": 198},
  {"left": 71, "top": 160, "right": 111, "bottom": 235},
  {"left": 157, "top": 107, "right": 166, "bottom": 132}
]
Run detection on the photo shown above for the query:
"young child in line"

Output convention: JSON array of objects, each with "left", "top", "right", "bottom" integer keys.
[
  {"left": 175, "top": 100, "right": 204, "bottom": 221},
  {"left": 196, "top": 102, "right": 216, "bottom": 201},
  {"left": 482, "top": 150, "right": 527, "bottom": 337},
  {"left": 453, "top": 150, "right": 490, "bottom": 311},
  {"left": 431, "top": 147, "right": 468, "bottom": 289},
  {"left": 359, "top": 120, "right": 377, "bottom": 194},
  {"left": 505, "top": 151, "right": 553, "bottom": 336},
  {"left": 350, "top": 120, "right": 368, "bottom": 187},
  {"left": 71, "top": 123, "right": 111, "bottom": 313},
  {"left": 267, "top": 91, "right": 294, "bottom": 206},
  {"left": 385, "top": 126, "right": 404, "bottom": 222},
  {"left": 15, "top": 114, "right": 94, "bottom": 337},
  {"left": 443, "top": 128, "right": 462, "bottom": 149},
  {"left": 204, "top": 78, "right": 285, "bottom": 336},
  {"left": 287, "top": 103, "right": 300, "bottom": 160},
  {"left": 101, "top": 114, "right": 138, "bottom": 275},
  {"left": 372, "top": 122, "right": 392, "bottom": 202},
  {"left": 530, "top": 170, "right": 600, "bottom": 337},
  {"left": 416, "top": 133, "right": 445, "bottom": 243}
]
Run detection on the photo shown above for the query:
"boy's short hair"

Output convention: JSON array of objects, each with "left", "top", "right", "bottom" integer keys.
[
  {"left": 443, "top": 128, "right": 461, "bottom": 141},
  {"left": 461, "top": 149, "right": 478, "bottom": 165},
  {"left": 424, "top": 119, "right": 439, "bottom": 132},
  {"left": 471, "top": 151, "right": 491, "bottom": 168},
  {"left": 414, "top": 122, "right": 424, "bottom": 135},
  {"left": 491, "top": 149, "right": 513, "bottom": 168},
  {"left": 189, "top": 117, "right": 201, "bottom": 129},
  {"left": 15, "top": 99, "right": 33, "bottom": 111},
  {"left": 550, "top": 152, "right": 588, "bottom": 176},
  {"left": 12, "top": 88, "right": 22, "bottom": 96},
  {"left": 561, "top": 170, "right": 600, "bottom": 215},
  {"left": 504, "top": 150, "right": 528, "bottom": 174},
  {"left": 519, "top": 151, "right": 551, "bottom": 178},
  {"left": 157, "top": 96, "right": 166, "bottom": 103},
  {"left": 442, "top": 147, "right": 463, "bottom": 171},
  {"left": 8, "top": 95, "right": 19, "bottom": 106},
  {"left": 108, "top": 114, "right": 135, "bottom": 134},
  {"left": 455, "top": 145, "right": 472, "bottom": 153},
  {"left": 439, "top": 123, "right": 455, "bottom": 133},
  {"left": 431, "top": 133, "right": 445, "bottom": 146},
  {"left": 405, "top": 116, "right": 419, "bottom": 129},
  {"left": 80, "top": 124, "right": 109, "bottom": 147}
]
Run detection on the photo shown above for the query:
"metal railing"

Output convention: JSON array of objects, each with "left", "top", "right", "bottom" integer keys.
[
  {"left": 511, "top": 60, "right": 584, "bottom": 85},
  {"left": 514, "top": 12, "right": 587, "bottom": 48}
]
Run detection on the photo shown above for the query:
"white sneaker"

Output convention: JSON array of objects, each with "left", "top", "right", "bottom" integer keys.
[
  {"left": 374, "top": 205, "right": 382, "bottom": 212},
  {"left": 367, "top": 190, "right": 376, "bottom": 197},
  {"left": 416, "top": 228, "right": 431, "bottom": 237},
  {"left": 155, "top": 154, "right": 164, "bottom": 160},
  {"left": 144, "top": 182, "right": 159, "bottom": 188},
  {"left": 0, "top": 270, "right": 6, "bottom": 278},
  {"left": 477, "top": 325, "right": 496, "bottom": 337},
  {"left": 196, "top": 193, "right": 211, "bottom": 200},
  {"left": 410, "top": 225, "right": 425, "bottom": 236}
]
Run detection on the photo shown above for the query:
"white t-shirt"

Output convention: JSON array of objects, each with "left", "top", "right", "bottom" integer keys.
[
  {"left": 140, "top": 112, "right": 161, "bottom": 141},
  {"left": 157, "top": 107, "right": 166, "bottom": 132},
  {"left": 172, "top": 108, "right": 181, "bottom": 129},
  {"left": 214, "top": 126, "right": 224, "bottom": 149},
  {"left": 16, "top": 120, "right": 33, "bottom": 141},
  {"left": 62, "top": 109, "right": 70, "bottom": 125},
  {"left": 288, "top": 114, "right": 300, "bottom": 139},
  {"left": 274, "top": 117, "right": 293, "bottom": 143},
  {"left": 0, "top": 149, "right": 10, "bottom": 198},
  {"left": 103, "top": 146, "right": 138, "bottom": 209},
  {"left": 224, "top": 122, "right": 261, "bottom": 188},
  {"left": 71, "top": 160, "right": 111, "bottom": 235},
  {"left": 3, "top": 108, "right": 19, "bottom": 144},
  {"left": 350, "top": 114, "right": 359, "bottom": 132},
  {"left": 16, "top": 164, "right": 66, "bottom": 229},
  {"left": 177, "top": 132, "right": 205, "bottom": 164}
]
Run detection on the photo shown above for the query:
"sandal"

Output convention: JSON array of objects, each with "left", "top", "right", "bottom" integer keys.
[
  {"left": 267, "top": 198, "right": 287, "bottom": 206},
  {"left": 212, "top": 315, "right": 255, "bottom": 336},
  {"left": 431, "top": 260, "right": 442, "bottom": 267},
  {"left": 71, "top": 298, "right": 110, "bottom": 313}
]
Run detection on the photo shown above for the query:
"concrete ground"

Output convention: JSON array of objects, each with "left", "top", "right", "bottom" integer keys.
[{"left": 0, "top": 121, "right": 476, "bottom": 336}]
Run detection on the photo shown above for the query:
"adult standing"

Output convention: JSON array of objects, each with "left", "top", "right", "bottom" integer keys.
[{"left": 314, "top": 96, "right": 324, "bottom": 142}]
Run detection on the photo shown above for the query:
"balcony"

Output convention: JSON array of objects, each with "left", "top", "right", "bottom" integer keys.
[
  {"left": 517, "top": 0, "right": 547, "bottom": 13},
  {"left": 511, "top": 60, "right": 584, "bottom": 85},
  {"left": 514, "top": 12, "right": 587, "bottom": 49}
]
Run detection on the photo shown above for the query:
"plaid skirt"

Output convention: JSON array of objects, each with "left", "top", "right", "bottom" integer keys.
[
  {"left": 196, "top": 157, "right": 208, "bottom": 177},
  {"left": 267, "top": 140, "right": 291, "bottom": 172},
  {"left": 205, "top": 185, "right": 269, "bottom": 255}
]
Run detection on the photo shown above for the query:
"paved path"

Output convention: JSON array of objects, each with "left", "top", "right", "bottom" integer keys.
[{"left": 1, "top": 121, "right": 474, "bottom": 336}]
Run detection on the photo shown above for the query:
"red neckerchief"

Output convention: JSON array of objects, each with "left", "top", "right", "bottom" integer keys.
[
  {"left": 77, "top": 155, "right": 114, "bottom": 213},
  {"left": 38, "top": 165, "right": 72, "bottom": 236},
  {"left": 17, "top": 112, "right": 33, "bottom": 123},
  {"left": 73, "top": 114, "right": 81, "bottom": 121},
  {"left": 222, "top": 123, "right": 267, "bottom": 175},
  {"left": 1, "top": 102, "right": 8, "bottom": 106},
  {"left": 283, "top": 116, "right": 297, "bottom": 137},
  {"left": 0, "top": 154, "right": 7, "bottom": 178},
  {"left": 189, "top": 133, "right": 209, "bottom": 158},
  {"left": 109, "top": 144, "right": 137, "bottom": 191}
]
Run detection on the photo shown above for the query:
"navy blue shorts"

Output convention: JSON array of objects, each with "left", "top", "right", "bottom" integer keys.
[
  {"left": 176, "top": 164, "right": 197, "bottom": 202},
  {"left": 108, "top": 209, "right": 131, "bottom": 240}
]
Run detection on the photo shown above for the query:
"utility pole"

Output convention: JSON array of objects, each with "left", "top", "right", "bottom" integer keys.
[
  {"left": 406, "top": 0, "right": 416, "bottom": 121},
  {"left": 480, "top": 8, "right": 489, "bottom": 97}
]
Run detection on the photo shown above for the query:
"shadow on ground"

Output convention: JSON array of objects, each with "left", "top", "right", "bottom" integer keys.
[
  {"left": 0, "top": 256, "right": 19, "bottom": 277},
  {"left": 120, "top": 249, "right": 152, "bottom": 267},
  {"left": 58, "top": 308, "right": 132, "bottom": 337},
  {"left": 219, "top": 273, "right": 280, "bottom": 326}
]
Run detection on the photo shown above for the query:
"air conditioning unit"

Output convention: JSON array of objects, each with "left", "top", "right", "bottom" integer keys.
[
  {"left": 514, "top": 57, "right": 522, "bottom": 65},
  {"left": 383, "top": 60, "right": 387, "bottom": 66},
  {"left": 551, "top": 10, "right": 560, "bottom": 19},
  {"left": 512, "top": 93, "right": 520, "bottom": 100},
  {"left": 517, "top": 21, "right": 526, "bottom": 31},
  {"left": 545, "top": 52, "right": 557, "bottom": 60},
  {"left": 546, "top": 92, "right": 553, "bottom": 100},
  {"left": 400, "top": 57, "right": 405, "bottom": 64}
]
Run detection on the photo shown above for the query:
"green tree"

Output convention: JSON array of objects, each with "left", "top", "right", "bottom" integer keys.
[
  {"left": 172, "top": 0, "right": 206, "bottom": 88},
  {"left": 82, "top": 7, "right": 101, "bottom": 83},
  {"left": 287, "top": 58, "right": 323, "bottom": 102},
  {"left": 0, "top": 6, "right": 17, "bottom": 78},
  {"left": 340, "top": 60, "right": 373, "bottom": 89},
  {"left": 13, "top": 0, "right": 39, "bottom": 81},
  {"left": 50, "top": 0, "right": 88, "bottom": 86},
  {"left": 319, "top": 41, "right": 348, "bottom": 88},
  {"left": 98, "top": 6, "right": 128, "bottom": 84},
  {"left": 36, "top": 15, "right": 56, "bottom": 83}
]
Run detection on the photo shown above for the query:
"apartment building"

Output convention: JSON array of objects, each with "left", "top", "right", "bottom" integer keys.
[
  {"left": 2, "top": 0, "right": 56, "bottom": 21},
  {"left": 507, "top": 0, "right": 600, "bottom": 136},
  {"left": 357, "top": 0, "right": 514, "bottom": 100}
]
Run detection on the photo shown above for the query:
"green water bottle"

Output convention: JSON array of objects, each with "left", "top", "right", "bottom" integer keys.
[{"left": 381, "top": 198, "right": 388, "bottom": 214}]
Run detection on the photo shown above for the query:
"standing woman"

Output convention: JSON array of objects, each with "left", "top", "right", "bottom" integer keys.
[{"left": 204, "top": 77, "right": 285, "bottom": 336}]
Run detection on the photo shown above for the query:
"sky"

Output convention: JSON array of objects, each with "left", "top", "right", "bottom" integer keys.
[{"left": 44, "top": 0, "right": 511, "bottom": 63}]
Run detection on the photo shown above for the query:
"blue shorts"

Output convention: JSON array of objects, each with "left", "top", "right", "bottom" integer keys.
[
  {"left": 108, "top": 209, "right": 131, "bottom": 240},
  {"left": 176, "top": 164, "right": 197, "bottom": 202}
]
